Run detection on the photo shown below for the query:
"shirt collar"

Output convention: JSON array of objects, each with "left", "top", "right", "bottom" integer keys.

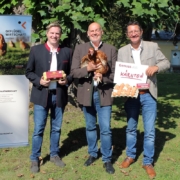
[
  {"left": 130, "top": 41, "right": 142, "bottom": 51},
  {"left": 45, "top": 43, "right": 61, "bottom": 52},
  {"left": 90, "top": 41, "right": 102, "bottom": 50}
]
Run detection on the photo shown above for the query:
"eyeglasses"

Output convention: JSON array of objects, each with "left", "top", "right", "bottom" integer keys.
[{"left": 127, "top": 30, "right": 141, "bottom": 35}]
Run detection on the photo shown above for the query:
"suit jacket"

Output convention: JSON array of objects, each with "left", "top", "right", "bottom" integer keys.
[
  {"left": 117, "top": 40, "right": 170, "bottom": 99},
  {"left": 71, "top": 42, "right": 117, "bottom": 106},
  {"left": 26, "top": 43, "right": 72, "bottom": 107}
]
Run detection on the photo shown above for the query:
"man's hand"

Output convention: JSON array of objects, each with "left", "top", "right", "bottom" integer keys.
[
  {"left": 58, "top": 78, "right": 68, "bottom": 86},
  {"left": 146, "top": 66, "right": 159, "bottom": 76},
  {"left": 40, "top": 76, "right": 50, "bottom": 87},
  {"left": 94, "top": 72, "right": 102, "bottom": 82},
  {"left": 87, "top": 62, "right": 101, "bottom": 72}
]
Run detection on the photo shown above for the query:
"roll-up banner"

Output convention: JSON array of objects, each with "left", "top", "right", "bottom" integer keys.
[{"left": 0, "top": 15, "right": 32, "bottom": 148}]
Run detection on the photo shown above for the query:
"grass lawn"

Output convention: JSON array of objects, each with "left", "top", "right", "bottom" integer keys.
[{"left": 0, "top": 73, "right": 180, "bottom": 180}]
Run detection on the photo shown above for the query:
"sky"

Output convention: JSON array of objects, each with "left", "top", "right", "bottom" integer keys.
[{"left": 0, "top": 15, "right": 32, "bottom": 43}]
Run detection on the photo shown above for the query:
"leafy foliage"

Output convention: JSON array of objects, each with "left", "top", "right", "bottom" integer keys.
[
  {"left": 0, "top": 0, "right": 179, "bottom": 48},
  {"left": 22, "top": 0, "right": 111, "bottom": 44},
  {"left": 115, "top": 0, "right": 180, "bottom": 41},
  {"left": 102, "top": 5, "right": 129, "bottom": 49}
]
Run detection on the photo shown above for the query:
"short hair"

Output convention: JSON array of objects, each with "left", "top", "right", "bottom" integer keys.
[
  {"left": 46, "top": 21, "right": 62, "bottom": 33},
  {"left": 126, "top": 21, "right": 142, "bottom": 31}
]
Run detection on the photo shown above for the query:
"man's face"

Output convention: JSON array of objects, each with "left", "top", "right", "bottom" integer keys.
[
  {"left": 46, "top": 27, "right": 61, "bottom": 45},
  {"left": 87, "top": 23, "right": 103, "bottom": 44},
  {"left": 126, "top": 25, "right": 143, "bottom": 46}
]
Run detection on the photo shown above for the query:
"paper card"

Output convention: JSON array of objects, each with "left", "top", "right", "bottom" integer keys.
[
  {"left": 136, "top": 83, "right": 150, "bottom": 89},
  {"left": 114, "top": 62, "right": 148, "bottom": 86}
]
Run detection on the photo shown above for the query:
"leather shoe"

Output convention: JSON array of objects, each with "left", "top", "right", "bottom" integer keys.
[
  {"left": 120, "top": 157, "right": 134, "bottom": 168},
  {"left": 142, "top": 164, "right": 156, "bottom": 179},
  {"left": 103, "top": 162, "right": 115, "bottom": 174},
  {"left": 84, "top": 156, "right": 97, "bottom": 166}
]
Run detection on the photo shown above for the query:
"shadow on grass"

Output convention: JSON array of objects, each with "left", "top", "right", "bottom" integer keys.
[
  {"left": 61, "top": 127, "right": 87, "bottom": 157},
  {"left": 41, "top": 126, "right": 128, "bottom": 164},
  {"left": 42, "top": 126, "right": 176, "bottom": 165},
  {"left": 157, "top": 74, "right": 180, "bottom": 129},
  {"left": 41, "top": 127, "right": 87, "bottom": 165},
  {"left": 156, "top": 101, "right": 179, "bottom": 129},
  {"left": 154, "top": 128, "right": 176, "bottom": 163},
  {"left": 59, "top": 126, "right": 127, "bottom": 164},
  {"left": 133, "top": 128, "right": 176, "bottom": 164},
  {"left": 111, "top": 126, "right": 126, "bottom": 163}
]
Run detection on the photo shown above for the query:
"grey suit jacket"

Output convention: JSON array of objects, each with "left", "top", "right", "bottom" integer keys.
[
  {"left": 117, "top": 40, "right": 170, "bottom": 99},
  {"left": 71, "top": 42, "right": 117, "bottom": 106}
]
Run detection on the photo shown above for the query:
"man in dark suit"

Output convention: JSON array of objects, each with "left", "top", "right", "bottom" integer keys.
[
  {"left": 26, "top": 22, "right": 72, "bottom": 173},
  {"left": 71, "top": 22, "right": 117, "bottom": 174},
  {"left": 117, "top": 21, "right": 170, "bottom": 179}
]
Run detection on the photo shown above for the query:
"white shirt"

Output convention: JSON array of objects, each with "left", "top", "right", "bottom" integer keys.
[
  {"left": 90, "top": 41, "right": 102, "bottom": 50},
  {"left": 49, "top": 50, "right": 57, "bottom": 90},
  {"left": 131, "top": 42, "right": 142, "bottom": 65}
]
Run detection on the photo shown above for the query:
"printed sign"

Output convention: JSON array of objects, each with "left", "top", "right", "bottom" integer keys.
[
  {"left": 0, "top": 15, "right": 32, "bottom": 148},
  {"left": 0, "top": 75, "right": 29, "bottom": 148},
  {"left": 0, "top": 15, "right": 32, "bottom": 72},
  {"left": 114, "top": 62, "right": 148, "bottom": 86}
]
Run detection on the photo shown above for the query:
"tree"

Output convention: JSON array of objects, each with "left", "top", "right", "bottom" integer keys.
[
  {"left": 1, "top": 0, "right": 111, "bottom": 46},
  {"left": 113, "top": 0, "right": 180, "bottom": 43},
  {"left": 21, "top": 0, "right": 112, "bottom": 47},
  {"left": 0, "top": 0, "right": 179, "bottom": 49}
]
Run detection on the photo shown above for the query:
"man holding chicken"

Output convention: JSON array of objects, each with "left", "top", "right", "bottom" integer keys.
[{"left": 71, "top": 22, "right": 117, "bottom": 174}]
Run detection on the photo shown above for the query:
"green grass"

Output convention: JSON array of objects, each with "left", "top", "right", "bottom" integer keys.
[
  {"left": 0, "top": 73, "right": 180, "bottom": 180},
  {"left": 0, "top": 42, "right": 29, "bottom": 75}
]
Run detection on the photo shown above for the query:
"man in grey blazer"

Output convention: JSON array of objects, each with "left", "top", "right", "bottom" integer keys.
[
  {"left": 71, "top": 22, "right": 117, "bottom": 174},
  {"left": 117, "top": 21, "right": 170, "bottom": 179}
]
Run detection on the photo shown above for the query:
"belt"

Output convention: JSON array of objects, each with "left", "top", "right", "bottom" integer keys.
[
  {"left": 48, "top": 89, "right": 56, "bottom": 95},
  {"left": 139, "top": 89, "right": 149, "bottom": 95}
]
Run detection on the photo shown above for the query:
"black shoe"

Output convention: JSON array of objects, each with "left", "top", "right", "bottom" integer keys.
[
  {"left": 84, "top": 156, "right": 97, "bottom": 166},
  {"left": 30, "top": 161, "right": 39, "bottom": 173},
  {"left": 103, "top": 162, "right": 115, "bottom": 174},
  {"left": 50, "top": 155, "right": 66, "bottom": 167}
]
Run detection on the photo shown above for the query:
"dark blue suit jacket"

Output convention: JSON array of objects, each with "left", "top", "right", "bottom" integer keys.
[{"left": 26, "top": 43, "right": 72, "bottom": 107}]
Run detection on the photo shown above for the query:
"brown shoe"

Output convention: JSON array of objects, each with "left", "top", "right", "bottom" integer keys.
[
  {"left": 142, "top": 164, "right": 156, "bottom": 179},
  {"left": 120, "top": 157, "right": 135, "bottom": 168}
]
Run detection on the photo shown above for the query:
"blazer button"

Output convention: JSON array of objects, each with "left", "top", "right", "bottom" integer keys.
[{"left": 87, "top": 89, "right": 90, "bottom": 91}]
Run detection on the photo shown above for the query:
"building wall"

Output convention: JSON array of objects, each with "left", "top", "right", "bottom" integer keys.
[{"left": 152, "top": 40, "right": 180, "bottom": 61}]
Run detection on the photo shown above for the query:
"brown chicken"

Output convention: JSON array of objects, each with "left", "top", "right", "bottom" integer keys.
[
  {"left": 81, "top": 47, "right": 109, "bottom": 74},
  {"left": 8, "top": 40, "right": 15, "bottom": 48},
  {"left": 81, "top": 48, "right": 109, "bottom": 84},
  {"left": 0, "top": 34, "right": 6, "bottom": 56},
  {"left": 19, "top": 40, "right": 29, "bottom": 51}
]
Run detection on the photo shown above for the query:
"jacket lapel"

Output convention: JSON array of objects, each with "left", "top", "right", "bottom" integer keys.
[
  {"left": 140, "top": 41, "right": 148, "bottom": 65},
  {"left": 127, "top": 44, "right": 134, "bottom": 63}
]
